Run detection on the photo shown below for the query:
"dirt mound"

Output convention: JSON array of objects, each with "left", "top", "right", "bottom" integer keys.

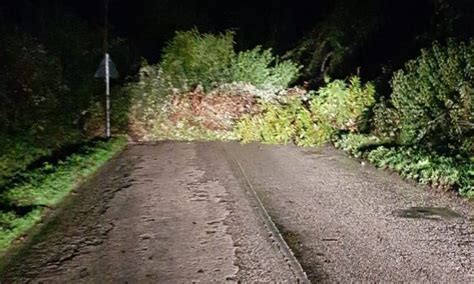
[
  {"left": 128, "top": 84, "right": 307, "bottom": 141},
  {"left": 168, "top": 88, "right": 257, "bottom": 132}
]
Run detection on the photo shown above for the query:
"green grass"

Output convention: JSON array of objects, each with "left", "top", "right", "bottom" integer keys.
[
  {"left": 0, "top": 137, "right": 127, "bottom": 253},
  {"left": 0, "top": 139, "right": 51, "bottom": 188}
]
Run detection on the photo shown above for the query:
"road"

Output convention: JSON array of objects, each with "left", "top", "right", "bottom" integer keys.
[{"left": 1, "top": 142, "right": 472, "bottom": 283}]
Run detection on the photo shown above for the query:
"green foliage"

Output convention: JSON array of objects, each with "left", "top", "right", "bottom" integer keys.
[
  {"left": 148, "top": 119, "right": 236, "bottom": 141},
  {"left": 130, "top": 30, "right": 300, "bottom": 141},
  {"left": 334, "top": 133, "right": 473, "bottom": 197},
  {"left": 0, "top": 139, "right": 51, "bottom": 187},
  {"left": 310, "top": 77, "right": 376, "bottom": 142},
  {"left": 367, "top": 146, "right": 473, "bottom": 197},
  {"left": 293, "top": 104, "right": 321, "bottom": 147},
  {"left": 269, "top": 60, "right": 302, "bottom": 89},
  {"left": 372, "top": 100, "right": 400, "bottom": 139},
  {"left": 127, "top": 63, "right": 237, "bottom": 141},
  {"left": 0, "top": 19, "right": 130, "bottom": 188},
  {"left": 0, "top": 138, "right": 127, "bottom": 252},
  {"left": 127, "top": 64, "right": 174, "bottom": 135},
  {"left": 159, "top": 30, "right": 300, "bottom": 92},
  {"left": 334, "top": 133, "right": 381, "bottom": 158},
  {"left": 230, "top": 46, "right": 300, "bottom": 89},
  {"left": 235, "top": 76, "right": 375, "bottom": 146},
  {"left": 235, "top": 97, "right": 307, "bottom": 145},
  {"left": 234, "top": 114, "right": 263, "bottom": 143},
  {"left": 230, "top": 47, "right": 273, "bottom": 87},
  {"left": 259, "top": 100, "right": 298, "bottom": 144},
  {"left": 110, "top": 86, "right": 133, "bottom": 132},
  {"left": 376, "top": 40, "right": 473, "bottom": 153},
  {"left": 160, "top": 29, "right": 235, "bottom": 91}
]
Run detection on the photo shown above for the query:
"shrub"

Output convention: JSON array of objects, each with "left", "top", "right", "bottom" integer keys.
[
  {"left": 293, "top": 104, "right": 321, "bottom": 147},
  {"left": 269, "top": 60, "right": 302, "bottom": 89},
  {"left": 259, "top": 99, "right": 299, "bottom": 144},
  {"left": 230, "top": 46, "right": 300, "bottom": 89},
  {"left": 128, "top": 64, "right": 174, "bottom": 134},
  {"left": 376, "top": 40, "right": 473, "bottom": 154},
  {"left": 160, "top": 29, "right": 235, "bottom": 91},
  {"left": 234, "top": 76, "right": 376, "bottom": 146},
  {"left": 372, "top": 100, "right": 401, "bottom": 140},
  {"left": 235, "top": 97, "right": 305, "bottom": 144},
  {"left": 310, "top": 76, "right": 376, "bottom": 141},
  {"left": 159, "top": 29, "right": 300, "bottom": 92},
  {"left": 129, "top": 30, "right": 301, "bottom": 141},
  {"left": 230, "top": 46, "right": 273, "bottom": 87},
  {"left": 234, "top": 114, "right": 263, "bottom": 143},
  {"left": 235, "top": 99, "right": 295, "bottom": 144}
]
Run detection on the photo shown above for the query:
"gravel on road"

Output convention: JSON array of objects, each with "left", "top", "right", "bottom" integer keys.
[{"left": 223, "top": 142, "right": 473, "bottom": 283}]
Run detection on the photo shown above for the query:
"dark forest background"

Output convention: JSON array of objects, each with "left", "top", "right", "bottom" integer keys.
[{"left": 0, "top": 0, "right": 472, "bottom": 177}]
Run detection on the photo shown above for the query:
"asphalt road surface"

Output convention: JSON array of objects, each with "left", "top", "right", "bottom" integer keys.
[{"left": 1, "top": 142, "right": 472, "bottom": 283}]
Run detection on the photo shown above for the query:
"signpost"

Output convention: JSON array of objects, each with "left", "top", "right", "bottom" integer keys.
[
  {"left": 95, "top": 0, "right": 118, "bottom": 139},
  {"left": 95, "top": 54, "right": 118, "bottom": 138}
]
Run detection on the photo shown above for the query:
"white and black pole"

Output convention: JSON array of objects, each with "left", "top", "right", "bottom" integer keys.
[
  {"left": 95, "top": 0, "right": 118, "bottom": 139},
  {"left": 104, "top": 0, "right": 110, "bottom": 139},
  {"left": 105, "top": 52, "right": 111, "bottom": 138},
  {"left": 100, "top": 0, "right": 111, "bottom": 139}
]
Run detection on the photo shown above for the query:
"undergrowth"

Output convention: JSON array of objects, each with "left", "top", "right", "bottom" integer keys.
[
  {"left": 335, "top": 134, "right": 473, "bottom": 197},
  {"left": 0, "top": 138, "right": 127, "bottom": 253},
  {"left": 234, "top": 76, "right": 375, "bottom": 146}
]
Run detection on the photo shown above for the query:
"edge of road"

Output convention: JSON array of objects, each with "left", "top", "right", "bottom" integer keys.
[
  {"left": 221, "top": 144, "right": 310, "bottom": 283},
  {"left": 0, "top": 143, "right": 130, "bottom": 275}
]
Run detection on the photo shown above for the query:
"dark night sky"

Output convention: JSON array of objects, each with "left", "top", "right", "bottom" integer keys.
[
  {"left": 0, "top": 0, "right": 472, "bottom": 76},
  {"left": 0, "top": 0, "right": 332, "bottom": 60}
]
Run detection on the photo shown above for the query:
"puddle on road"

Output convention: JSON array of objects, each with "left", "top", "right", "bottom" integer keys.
[{"left": 393, "top": 207, "right": 462, "bottom": 220}]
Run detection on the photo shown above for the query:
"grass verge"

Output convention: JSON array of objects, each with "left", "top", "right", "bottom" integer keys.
[
  {"left": 334, "top": 134, "right": 473, "bottom": 198},
  {"left": 0, "top": 137, "right": 127, "bottom": 253}
]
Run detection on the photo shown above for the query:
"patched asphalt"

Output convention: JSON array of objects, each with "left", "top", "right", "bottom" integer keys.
[{"left": 1, "top": 142, "right": 472, "bottom": 283}]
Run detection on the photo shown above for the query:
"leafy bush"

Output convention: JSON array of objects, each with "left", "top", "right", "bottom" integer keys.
[
  {"left": 309, "top": 76, "right": 376, "bottom": 141},
  {"left": 372, "top": 100, "right": 400, "bottom": 139},
  {"left": 230, "top": 46, "right": 300, "bottom": 89},
  {"left": 234, "top": 114, "right": 263, "bottom": 143},
  {"left": 259, "top": 99, "right": 299, "bottom": 144},
  {"left": 235, "top": 76, "right": 376, "bottom": 146},
  {"left": 128, "top": 64, "right": 174, "bottom": 134},
  {"left": 160, "top": 29, "right": 235, "bottom": 91},
  {"left": 235, "top": 97, "right": 311, "bottom": 145},
  {"left": 159, "top": 29, "right": 300, "bottom": 91},
  {"left": 375, "top": 40, "right": 473, "bottom": 154},
  {"left": 229, "top": 47, "right": 274, "bottom": 87},
  {"left": 129, "top": 30, "right": 300, "bottom": 141}
]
